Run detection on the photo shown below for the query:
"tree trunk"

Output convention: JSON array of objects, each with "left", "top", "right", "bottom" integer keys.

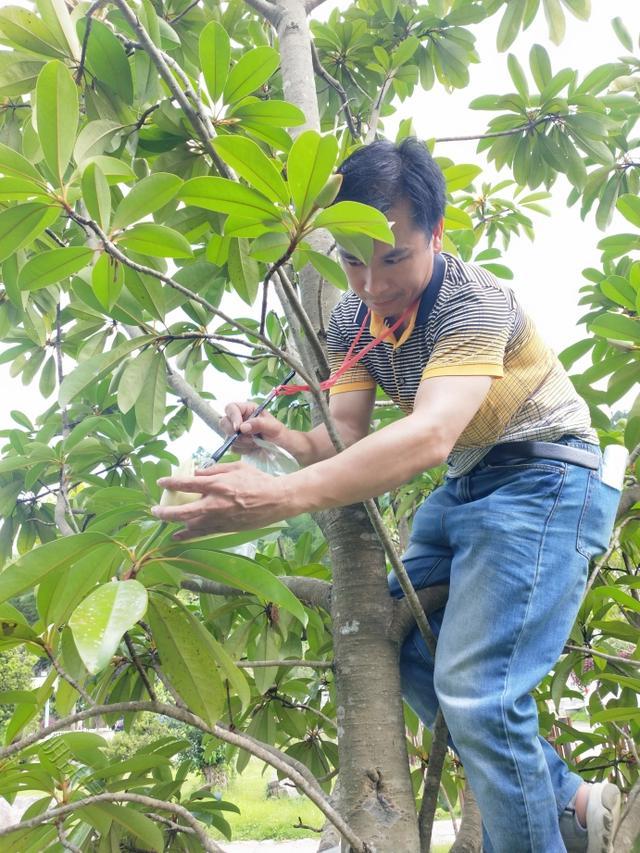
[
  {"left": 272, "top": 2, "right": 422, "bottom": 847},
  {"left": 322, "top": 505, "right": 420, "bottom": 851}
]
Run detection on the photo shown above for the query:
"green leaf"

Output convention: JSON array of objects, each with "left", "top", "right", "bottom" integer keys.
[
  {"left": 0, "top": 52, "right": 43, "bottom": 98},
  {"left": 167, "top": 548, "right": 307, "bottom": 625},
  {"left": 588, "top": 312, "right": 640, "bottom": 344},
  {"left": 35, "top": 60, "right": 78, "bottom": 183},
  {"left": 74, "top": 120, "right": 124, "bottom": 165},
  {"left": 287, "top": 131, "right": 338, "bottom": 220},
  {"left": 59, "top": 335, "right": 152, "bottom": 406},
  {"left": 443, "top": 164, "right": 482, "bottom": 193},
  {"left": 112, "top": 172, "right": 183, "bottom": 230},
  {"left": 134, "top": 351, "right": 166, "bottom": 434},
  {"left": 597, "top": 233, "right": 640, "bottom": 258},
  {"left": 590, "top": 706, "right": 640, "bottom": 724},
  {"left": 529, "top": 44, "right": 552, "bottom": 90},
  {"left": 624, "top": 392, "right": 640, "bottom": 452},
  {"left": 92, "top": 252, "right": 123, "bottom": 310},
  {"left": 0, "top": 142, "right": 44, "bottom": 183},
  {"left": 0, "top": 532, "right": 109, "bottom": 605},
  {"left": 117, "top": 223, "right": 193, "bottom": 258},
  {"left": 0, "top": 203, "right": 59, "bottom": 263},
  {"left": 299, "top": 249, "right": 348, "bottom": 290},
  {"left": 507, "top": 54, "right": 529, "bottom": 100},
  {"left": 76, "top": 18, "right": 133, "bottom": 104},
  {"left": 542, "top": 0, "right": 566, "bottom": 45},
  {"left": 496, "top": 0, "right": 526, "bottom": 52},
  {"left": 81, "top": 162, "right": 111, "bottom": 231},
  {"left": 230, "top": 99, "right": 305, "bottom": 127},
  {"left": 69, "top": 581, "right": 148, "bottom": 674},
  {"left": 17, "top": 247, "right": 93, "bottom": 292},
  {"left": 611, "top": 16, "right": 633, "bottom": 51},
  {"left": 148, "top": 593, "right": 225, "bottom": 725},
  {"left": 223, "top": 46, "right": 279, "bottom": 104},
  {"left": 617, "top": 194, "right": 640, "bottom": 229},
  {"left": 117, "top": 349, "right": 154, "bottom": 413},
  {"left": 179, "top": 176, "right": 281, "bottom": 222},
  {"left": 205, "top": 630, "right": 251, "bottom": 712},
  {"left": 313, "top": 201, "right": 394, "bottom": 244},
  {"left": 36, "top": 0, "right": 81, "bottom": 60},
  {"left": 212, "top": 136, "right": 288, "bottom": 206},
  {"left": 199, "top": 21, "right": 230, "bottom": 102},
  {"left": 227, "top": 237, "right": 260, "bottom": 305},
  {"left": 81, "top": 802, "right": 163, "bottom": 852},
  {"left": 444, "top": 204, "right": 474, "bottom": 230},
  {"left": 0, "top": 6, "right": 67, "bottom": 58}
]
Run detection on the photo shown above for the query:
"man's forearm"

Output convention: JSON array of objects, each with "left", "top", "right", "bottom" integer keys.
[
  {"left": 279, "top": 413, "right": 448, "bottom": 515},
  {"left": 275, "top": 423, "right": 337, "bottom": 467}
]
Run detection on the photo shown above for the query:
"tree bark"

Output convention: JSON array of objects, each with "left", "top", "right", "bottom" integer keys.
[{"left": 323, "top": 504, "right": 420, "bottom": 851}]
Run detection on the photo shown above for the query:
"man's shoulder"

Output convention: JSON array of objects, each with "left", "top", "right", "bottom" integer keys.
[{"left": 439, "top": 253, "right": 517, "bottom": 311}]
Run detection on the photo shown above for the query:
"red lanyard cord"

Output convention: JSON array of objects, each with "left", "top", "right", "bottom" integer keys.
[{"left": 274, "top": 299, "right": 419, "bottom": 396}]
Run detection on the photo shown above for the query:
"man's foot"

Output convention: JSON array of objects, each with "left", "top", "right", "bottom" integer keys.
[{"left": 560, "top": 782, "right": 621, "bottom": 853}]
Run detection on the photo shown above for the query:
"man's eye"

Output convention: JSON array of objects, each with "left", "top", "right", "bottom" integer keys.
[
  {"left": 345, "top": 259, "right": 363, "bottom": 267},
  {"left": 384, "top": 256, "right": 404, "bottom": 265}
]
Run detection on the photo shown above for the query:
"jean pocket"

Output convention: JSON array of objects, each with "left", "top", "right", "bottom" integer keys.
[{"left": 576, "top": 471, "right": 621, "bottom": 560}]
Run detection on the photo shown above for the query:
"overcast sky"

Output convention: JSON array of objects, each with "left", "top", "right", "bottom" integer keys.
[{"left": 1, "top": 1, "right": 637, "bottom": 453}]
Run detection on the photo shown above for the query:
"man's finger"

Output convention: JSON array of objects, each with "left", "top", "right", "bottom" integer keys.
[
  {"left": 150, "top": 500, "right": 207, "bottom": 521},
  {"left": 193, "top": 462, "right": 244, "bottom": 477},
  {"left": 156, "top": 475, "right": 208, "bottom": 492}
]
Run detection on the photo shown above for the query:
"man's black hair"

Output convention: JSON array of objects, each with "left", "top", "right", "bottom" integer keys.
[{"left": 335, "top": 137, "right": 446, "bottom": 236}]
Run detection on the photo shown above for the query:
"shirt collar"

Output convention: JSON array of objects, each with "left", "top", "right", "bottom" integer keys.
[{"left": 354, "top": 251, "right": 447, "bottom": 329}]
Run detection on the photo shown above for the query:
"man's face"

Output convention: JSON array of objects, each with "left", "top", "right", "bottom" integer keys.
[{"left": 338, "top": 198, "right": 444, "bottom": 320}]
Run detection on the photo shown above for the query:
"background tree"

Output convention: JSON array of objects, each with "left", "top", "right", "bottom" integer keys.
[{"left": 0, "top": 0, "right": 637, "bottom": 851}]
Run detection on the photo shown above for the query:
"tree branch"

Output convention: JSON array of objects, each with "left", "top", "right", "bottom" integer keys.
[
  {"left": 418, "top": 709, "right": 449, "bottom": 853},
  {"left": 0, "top": 700, "right": 367, "bottom": 849},
  {"left": 310, "top": 42, "right": 359, "bottom": 139},
  {"left": 305, "top": 0, "right": 330, "bottom": 12},
  {"left": 244, "top": 0, "right": 284, "bottom": 26},
  {"left": 62, "top": 205, "right": 313, "bottom": 386},
  {"left": 564, "top": 643, "right": 638, "bottom": 667},
  {"left": 613, "top": 777, "right": 640, "bottom": 853},
  {"left": 111, "top": 0, "right": 232, "bottom": 179},
  {"left": 0, "top": 793, "right": 222, "bottom": 852},
  {"left": 238, "top": 659, "right": 332, "bottom": 669},
  {"left": 365, "top": 74, "right": 393, "bottom": 144},
  {"left": 181, "top": 574, "right": 332, "bottom": 611},
  {"left": 276, "top": 268, "right": 330, "bottom": 378},
  {"left": 166, "top": 368, "right": 224, "bottom": 437},
  {"left": 450, "top": 784, "right": 483, "bottom": 853}
]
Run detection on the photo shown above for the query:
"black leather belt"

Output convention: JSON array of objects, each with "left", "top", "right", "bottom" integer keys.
[{"left": 483, "top": 440, "right": 599, "bottom": 471}]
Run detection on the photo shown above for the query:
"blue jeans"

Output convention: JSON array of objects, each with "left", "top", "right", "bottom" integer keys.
[{"left": 388, "top": 437, "right": 621, "bottom": 853}]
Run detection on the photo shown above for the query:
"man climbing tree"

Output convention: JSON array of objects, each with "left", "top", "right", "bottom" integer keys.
[{"left": 153, "top": 138, "right": 625, "bottom": 852}]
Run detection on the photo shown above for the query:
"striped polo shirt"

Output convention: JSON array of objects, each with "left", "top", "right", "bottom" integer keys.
[{"left": 326, "top": 252, "right": 597, "bottom": 477}]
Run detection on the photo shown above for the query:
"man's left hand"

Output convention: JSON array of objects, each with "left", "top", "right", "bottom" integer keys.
[{"left": 151, "top": 462, "right": 287, "bottom": 539}]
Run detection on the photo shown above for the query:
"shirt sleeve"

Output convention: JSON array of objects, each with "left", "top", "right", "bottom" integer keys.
[
  {"left": 326, "top": 306, "right": 376, "bottom": 396},
  {"left": 421, "top": 279, "right": 515, "bottom": 381}
]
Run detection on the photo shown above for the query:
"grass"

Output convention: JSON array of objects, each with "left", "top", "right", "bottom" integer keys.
[{"left": 194, "top": 758, "right": 452, "bottom": 849}]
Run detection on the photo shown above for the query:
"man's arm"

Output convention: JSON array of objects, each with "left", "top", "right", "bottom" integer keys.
[
  {"left": 282, "top": 374, "right": 492, "bottom": 513},
  {"left": 153, "top": 374, "right": 492, "bottom": 536},
  {"left": 222, "top": 388, "right": 376, "bottom": 467}
]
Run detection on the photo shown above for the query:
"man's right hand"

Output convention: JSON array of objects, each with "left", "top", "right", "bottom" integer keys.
[{"left": 220, "top": 401, "right": 286, "bottom": 454}]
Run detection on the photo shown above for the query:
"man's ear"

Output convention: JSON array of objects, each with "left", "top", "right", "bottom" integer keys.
[{"left": 431, "top": 218, "right": 444, "bottom": 253}]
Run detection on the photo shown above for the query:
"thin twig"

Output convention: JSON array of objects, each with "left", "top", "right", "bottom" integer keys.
[
  {"left": 56, "top": 819, "right": 82, "bottom": 853},
  {"left": 1, "top": 793, "right": 222, "bottom": 852},
  {"left": 365, "top": 74, "right": 394, "bottom": 144},
  {"left": 43, "top": 645, "right": 95, "bottom": 708},
  {"left": 124, "top": 632, "right": 157, "bottom": 701},
  {"left": 310, "top": 42, "right": 359, "bottom": 139},
  {"left": 565, "top": 643, "right": 638, "bottom": 667},
  {"left": 237, "top": 659, "right": 333, "bottom": 669},
  {"left": 168, "top": 0, "right": 201, "bottom": 26},
  {"left": 76, "top": 0, "right": 107, "bottom": 85},
  {"left": 276, "top": 268, "right": 330, "bottom": 377},
  {"left": 54, "top": 305, "right": 79, "bottom": 537}
]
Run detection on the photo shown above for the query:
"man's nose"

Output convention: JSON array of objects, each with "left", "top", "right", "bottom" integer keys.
[{"left": 362, "top": 269, "right": 388, "bottom": 299}]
